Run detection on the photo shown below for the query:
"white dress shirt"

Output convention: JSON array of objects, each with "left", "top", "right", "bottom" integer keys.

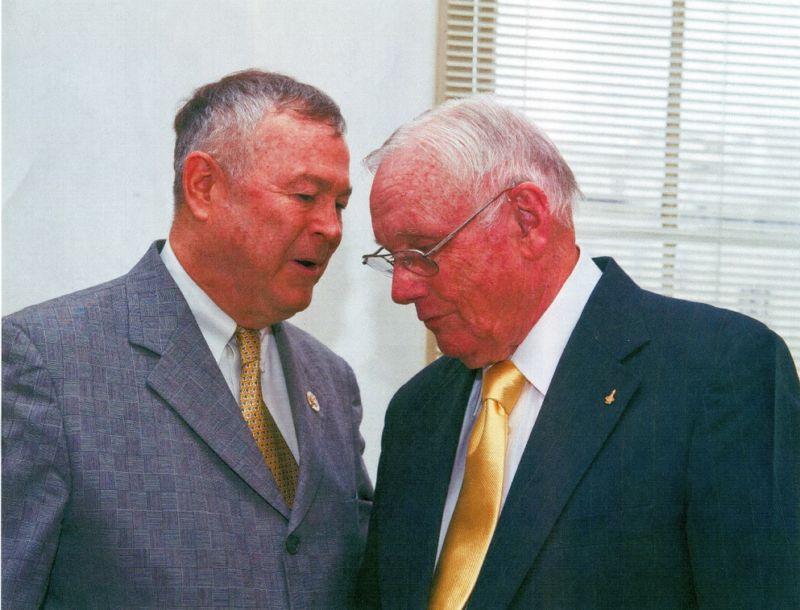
[
  {"left": 160, "top": 241, "right": 300, "bottom": 461},
  {"left": 436, "top": 247, "right": 602, "bottom": 560}
]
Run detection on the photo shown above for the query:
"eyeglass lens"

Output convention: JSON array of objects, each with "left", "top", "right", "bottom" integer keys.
[
  {"left": 394, "top": 251, "right": 438, "bottom": 276},
  {"left": 364, "top": 250, "right": 439, "bottom": 277},
  {"left": 365, "top": 256, "right": 393, "bottom": 276}
]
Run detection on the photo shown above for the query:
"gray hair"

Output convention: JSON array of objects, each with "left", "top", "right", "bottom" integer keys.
[
  {"left": 172, "top": 69, "right": 346, "bottom": 206},
  {"left": 364, "top": 95, "right": 580, "bottom": 226}
]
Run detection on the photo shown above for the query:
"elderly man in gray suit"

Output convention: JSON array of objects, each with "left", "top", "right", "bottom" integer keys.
[{"left": 3, "top": 70, "right": 373, "bottom": 608}]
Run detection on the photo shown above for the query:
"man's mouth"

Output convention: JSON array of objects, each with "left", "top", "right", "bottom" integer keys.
[
  {"left": 420, "top": 311, "right": 450, "bottom": 328},
  {"left": 295, "top": 259, "right": 319, "bottom": 269}
]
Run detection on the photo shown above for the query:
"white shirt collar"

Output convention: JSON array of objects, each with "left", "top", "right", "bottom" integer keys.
[
  {"left": 160, "top": 240, "right": 238, "bottom": 363},
  {"left": 510, "top": 247, "right": 602, "bottom": 395}
]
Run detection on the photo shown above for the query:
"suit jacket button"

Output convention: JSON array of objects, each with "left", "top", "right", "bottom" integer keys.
[{"left": 285, "top": 534, "right": 300, "bottom": 555}]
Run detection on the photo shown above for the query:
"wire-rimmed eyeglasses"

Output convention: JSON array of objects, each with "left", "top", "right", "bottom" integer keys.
[{"left": 361, "top": 186, "right": 514, "bottom": 277}]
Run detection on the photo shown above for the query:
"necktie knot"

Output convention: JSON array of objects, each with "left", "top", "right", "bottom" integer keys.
[
  {"left": 481, "top": 360, "right": 526, "bottom": 415},
  {"left": 236, "top": 326, "right": 261, "bottom": 365}
]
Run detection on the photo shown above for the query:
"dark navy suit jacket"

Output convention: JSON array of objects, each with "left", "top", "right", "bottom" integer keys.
[
  {"left": 357, "top": 257, "right": 799, "bottom": 609},
  {"left": 3, "top": 242, "right": 373, "bottom": 608}
]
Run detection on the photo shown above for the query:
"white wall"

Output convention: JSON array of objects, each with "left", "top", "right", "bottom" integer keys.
[{"left": 1, "top": 0, "right": 438, "bottom": 478}]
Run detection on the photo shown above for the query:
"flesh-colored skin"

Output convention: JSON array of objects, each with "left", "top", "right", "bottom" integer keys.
[
  {"left": 171, "top": 112, "right": 352, "bottom": 329},
  {"left": 370, "top": 152, "right": 577, "bottom": 369}
]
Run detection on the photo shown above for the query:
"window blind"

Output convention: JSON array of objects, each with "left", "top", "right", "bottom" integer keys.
[{"left": 438, "top": 0, "right": 800, "bottom": 366}]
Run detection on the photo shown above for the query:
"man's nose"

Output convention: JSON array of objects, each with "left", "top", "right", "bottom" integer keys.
[
  {"left": 391, "top": 265, "right": 428, "bottom": 304},
  {"left": 312, "top": 201, "right": 343, "bottom": 243}
]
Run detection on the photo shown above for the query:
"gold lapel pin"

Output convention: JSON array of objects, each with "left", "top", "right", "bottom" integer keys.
[
  {"left": 604, "top": 388, "right": 617, "bottom": 405},
  {"left": 306, "top": 391, "right": 320, "bottom": 412}
]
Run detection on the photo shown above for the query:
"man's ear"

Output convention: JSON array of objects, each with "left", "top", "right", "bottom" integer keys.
[
  {"left": 181, "top": 151, "right": 226, "bottom": 221},
  {"left": 509, "top": 181, "right": 552, "bottom": 255}
]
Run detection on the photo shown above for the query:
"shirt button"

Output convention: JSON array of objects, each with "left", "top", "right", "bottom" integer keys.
[{"left": 285, "top": 534, "right": 300, "bottom": 554}]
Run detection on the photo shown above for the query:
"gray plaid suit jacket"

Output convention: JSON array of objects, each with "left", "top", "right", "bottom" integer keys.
[{"left": 2, "top": 241, "right": 373, "bottom": 609}]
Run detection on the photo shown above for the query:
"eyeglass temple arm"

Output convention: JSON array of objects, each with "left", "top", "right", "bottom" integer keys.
[
  {"left": 362, "top": 246, "right": 388, "bottom": 264},
  {"left": 424, "top": 188, "right": 510, "bottom": 257}
]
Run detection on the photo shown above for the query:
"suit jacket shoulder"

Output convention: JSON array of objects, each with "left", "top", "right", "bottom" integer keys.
[
  {"left": 3, "top": 240, "right": 186, "bottom": 356},
  {"left": 276, "top": 320, "right": 357, "bottom": 377},
  {"left": 388, "top": 356, "right": 472, "bottom": 419}
]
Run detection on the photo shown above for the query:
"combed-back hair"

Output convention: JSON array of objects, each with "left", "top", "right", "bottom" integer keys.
[
  {"left": 364, "top": 95, "right": 580, "bottom": 226},
  {"left": 172, "top": 69, "right": 345, "bottom": 205}
]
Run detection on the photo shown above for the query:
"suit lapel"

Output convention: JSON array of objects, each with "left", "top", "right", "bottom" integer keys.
[
  {"left": 126, "top": 243, "right": 290, "bottom": 519},
  {"left": 383, "top": 358, "right": 477, "bottom": 606},
  {"left": 272, "top": 324, "right": 324, "bottom": 529},
  {"left": 469, "top": 258, "right": 649, "bottom": 608}
]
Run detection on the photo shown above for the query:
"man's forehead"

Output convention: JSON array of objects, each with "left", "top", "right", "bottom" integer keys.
[
  {"left": 371, "top": 180, "right": 469, "bottom": 246},
  {"left": 374, "top": 147, "right": 448, "bottom": 187},
  {"left": 373, "top": 162, "right": 468, "bottom": 216},
  {"left": 252, "top": 111, "right": 346, "bottom": 148},
  {"left": 246, "top": 112, "right": 350, "bottom": 187}
]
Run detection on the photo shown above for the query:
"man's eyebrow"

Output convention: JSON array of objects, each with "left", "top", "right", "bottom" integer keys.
[
  {"left": 389, "top": 230, "right": 440, "bottom": 245},
  {"left": 396, "top": 230, "right": 427, "bottom": 239},
  {"left": 287, "top": 174, "right": 352, "bottom": 197}
]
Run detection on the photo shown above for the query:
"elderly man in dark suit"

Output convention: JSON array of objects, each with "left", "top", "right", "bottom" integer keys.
[
  {"left": 357, "top": 96, "right": 799, "bottom": 609},
  {"left": 3, "top": 70, "right": 372, "bottom": 608}
]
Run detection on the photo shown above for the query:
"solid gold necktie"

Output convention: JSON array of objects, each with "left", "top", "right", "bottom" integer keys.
[
  {"left": 429, "top": 360, "right": 526, "bottom": 610},
  {"left": 236, "top": 326, "right": 298, "bottom": 506}
]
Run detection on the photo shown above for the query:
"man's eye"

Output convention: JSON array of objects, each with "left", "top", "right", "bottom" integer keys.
[
  {"left": 295, "top": 193, "right": 315, "bottom": 202},
  {"left": 395, "top": 253, "right": 414, "bottom": 267}
]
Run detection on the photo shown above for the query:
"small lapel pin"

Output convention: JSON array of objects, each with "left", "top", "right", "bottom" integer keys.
[
  {"left": 604, "top": 388, "right": 617, "bottom": 405},
  {"left": 306, "top": 391, "right": 320, "bottom": 412}
]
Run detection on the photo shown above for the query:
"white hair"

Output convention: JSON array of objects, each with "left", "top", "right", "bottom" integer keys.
[{"left": 365, "top": 95, "right": 580, "bottom": 227}]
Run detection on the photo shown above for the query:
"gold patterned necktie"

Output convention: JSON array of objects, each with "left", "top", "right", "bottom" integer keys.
[
  {"left": 236, "top": 326, "right": 299, "bottom": 507},
  {"left": 428, "top": 360, "right": 527, "bottom": 610}
]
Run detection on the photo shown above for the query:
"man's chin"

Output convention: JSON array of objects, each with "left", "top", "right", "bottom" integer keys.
[
  {"left": 282, "top": 295, "right": 313, "bottom": 319},
  {"left": 248, "top": 293, "right": 313, "bottom": 327},
  {"left": 434, "top": 335, "right": 473, "bottom": 366},
  {"left": 434, "top": 335, "right": 500, "bottom": 369}
]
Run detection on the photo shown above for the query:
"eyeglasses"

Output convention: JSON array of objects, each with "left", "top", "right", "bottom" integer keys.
[{"left": 362, "top": 186, "right": 514, "bottom": 277}]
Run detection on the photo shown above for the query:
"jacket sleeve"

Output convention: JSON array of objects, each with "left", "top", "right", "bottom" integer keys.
[
  {"left": 354, "top": 391, "right": 399, "bottom": 610},
  {"left": 345, "top": 360, "right": 374, "bottom": 544},
  {"left": 354, "top": 441, "right": 384, "bottom": 609},
  {"left": 686, "top": 318, "right": 800, "bottom": 608},
  {"left": 2, "top": 317, "right": 71, "bottom": 609}
]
